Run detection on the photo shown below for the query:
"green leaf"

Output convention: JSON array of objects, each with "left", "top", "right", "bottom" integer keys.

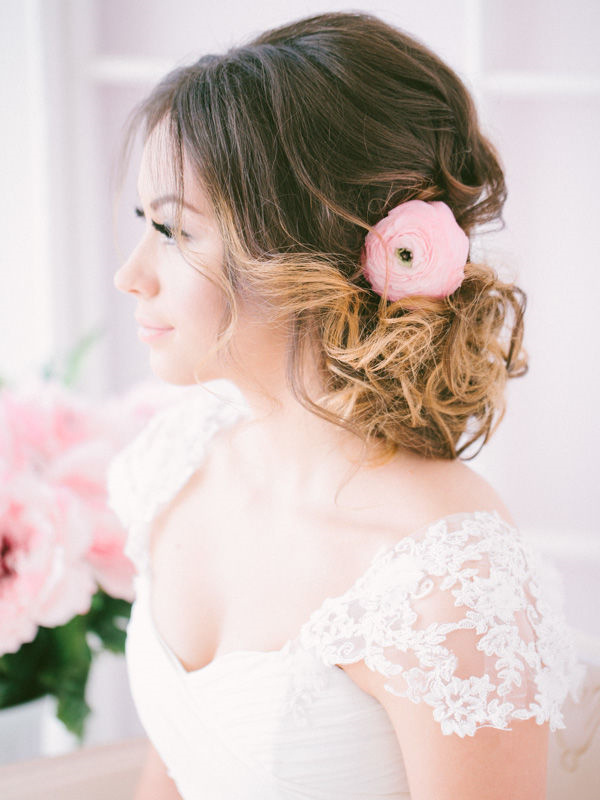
[
  {"left": 85, "top": 589, "right": 131, "bottom": 655},
  {"left": 55, "top": 687, "right": 92, "bottom": 741},
  {"left": 62, "top": 324, "right": 106, "bottom": 388},
  {"left": 0, "top": 589, "right": 132, "bottom": 735},
  {"left": 0, "top": 626, "right": 55, "bottom": 708},
  {"left": 36, "top": 615, "right": 93, "bottom": 741}
]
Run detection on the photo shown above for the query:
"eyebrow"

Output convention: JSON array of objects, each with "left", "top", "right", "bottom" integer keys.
[{"left": 149, "top": 195, "right": 205, "bottom": 216}]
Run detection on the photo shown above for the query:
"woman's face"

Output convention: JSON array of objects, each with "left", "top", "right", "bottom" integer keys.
[{"left": 113, "top": 129, "right": 228, "bottom": 385}]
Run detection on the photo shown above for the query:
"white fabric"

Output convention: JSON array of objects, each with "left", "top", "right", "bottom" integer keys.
[{"left": 106, "top": 379, "right": 587, "bottom": 799}]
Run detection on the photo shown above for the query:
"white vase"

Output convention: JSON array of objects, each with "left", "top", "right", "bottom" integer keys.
[
  {"left": 0, "top": 653, "right": 144, "bottom": 767},
  {"left": 0, "top": 694, "right": 79, "bottom": 765}
]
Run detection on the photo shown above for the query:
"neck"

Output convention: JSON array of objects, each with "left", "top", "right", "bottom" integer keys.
[{"left": 207, "top": 330, "right": 385, "bottom": 510}]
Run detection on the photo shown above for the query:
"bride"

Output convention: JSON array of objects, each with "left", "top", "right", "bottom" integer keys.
[{"left": 109, "top": 10, "right": 583, "bottom": 799}]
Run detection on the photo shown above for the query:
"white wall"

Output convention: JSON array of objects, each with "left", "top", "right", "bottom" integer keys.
[
  {"left": 3, "top": 0, "right": 599, "bottom": 749},
  {"left": 0, "top": 2, "right": 55, "bottom": 379}
]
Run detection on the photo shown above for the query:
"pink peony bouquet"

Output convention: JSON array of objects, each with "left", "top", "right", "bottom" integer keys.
[{"left": 0, "top": 334, "right": 178, "bottom": 739}]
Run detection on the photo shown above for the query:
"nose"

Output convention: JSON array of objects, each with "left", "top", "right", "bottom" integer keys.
[{"left": 113, "top": 239, "right": 158, "bottom": 297}]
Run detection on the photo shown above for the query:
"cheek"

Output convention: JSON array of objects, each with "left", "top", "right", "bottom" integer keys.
[
  {"left": 173, "top": 237, "right": 227, "bottom": 332},
  {"left": 176, "top": 272, "right": 225, "bottom": 334}
]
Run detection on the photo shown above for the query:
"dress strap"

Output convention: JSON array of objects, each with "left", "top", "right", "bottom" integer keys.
[{"left": 107, "top": 380, "right": 252, "bottom": 574}]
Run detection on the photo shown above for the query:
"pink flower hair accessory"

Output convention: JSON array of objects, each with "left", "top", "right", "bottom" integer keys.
[{"left": 360, "top": 199, "right": 470, "bottom": 302}]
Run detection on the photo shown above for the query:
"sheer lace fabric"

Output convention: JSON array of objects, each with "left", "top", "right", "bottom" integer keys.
[
  {"left": 106, "top": 379, "right": 587, "bottom": 798},
  {"left": 107, "top": 379, "right": 252, "bottom": 575},
  {"left": 294, "top": 510, "right": 586, "bottom": 737}
]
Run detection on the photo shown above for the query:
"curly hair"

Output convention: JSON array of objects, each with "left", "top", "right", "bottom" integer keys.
[{"left": 116, "top": 10, "right": 528, "bottom": 468}]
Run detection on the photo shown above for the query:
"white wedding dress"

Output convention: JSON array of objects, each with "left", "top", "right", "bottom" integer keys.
[{"left": 106, "top": 379, "right": 586, "bottom": 800}]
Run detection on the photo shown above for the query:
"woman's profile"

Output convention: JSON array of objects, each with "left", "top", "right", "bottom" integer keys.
[{"left": 107, "top": 11, "right": 584, "bottom": 799}]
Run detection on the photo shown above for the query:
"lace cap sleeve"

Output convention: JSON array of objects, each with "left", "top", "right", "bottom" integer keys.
[
  {"left": 105, "top": 380, "right": 251, "bottom": 563},
  {"left": 299, "top": 510, "right": 587, "bottom": 737}
]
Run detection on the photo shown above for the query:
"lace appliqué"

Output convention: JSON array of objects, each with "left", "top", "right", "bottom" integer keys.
[
  {"left": 297, "top": 510, "right": 587, "bottom": 738},
  {"left": 106, "top": 381, "right": 251, "bottom": 576},
  {"left": 280, "top": 643, "right": 333, "bottom": 727}
]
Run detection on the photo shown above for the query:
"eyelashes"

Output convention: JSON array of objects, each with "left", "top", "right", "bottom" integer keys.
[{"left": 134, "top": 206, "right": 190, "bottom": 242}]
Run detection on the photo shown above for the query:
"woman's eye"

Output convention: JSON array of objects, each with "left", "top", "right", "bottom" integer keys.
[
  {"left": 152, "top": 220, "right": 176, "bottom": 243},
  {"left": 134, "top": 207, "right": 190, "bottom": 245}
]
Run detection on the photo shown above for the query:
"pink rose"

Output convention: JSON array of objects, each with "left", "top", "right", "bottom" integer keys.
[
  {"left": 360, "top": 199, "right": 469, "bottom": 302},
  {"left": 0, "top": 473, "right": 96, "bottom": 655}
]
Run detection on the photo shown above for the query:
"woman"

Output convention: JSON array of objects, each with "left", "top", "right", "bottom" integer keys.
[{"left": 108, "top": 11, "right": 584, "bottom": 799}]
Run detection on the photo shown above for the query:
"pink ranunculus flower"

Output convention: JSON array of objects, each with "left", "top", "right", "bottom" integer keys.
[
  {"left": 0, "top": 471, "right": 96, "bottom": 655},
  {"left": 360, "top": 199, "right": 470, "bottom": 302}
]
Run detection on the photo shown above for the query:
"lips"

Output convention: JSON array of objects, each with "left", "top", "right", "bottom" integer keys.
[{"left": 135, "top": 316, "right": 174, "bottom": 331}]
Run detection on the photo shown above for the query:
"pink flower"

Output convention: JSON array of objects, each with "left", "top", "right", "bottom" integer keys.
[
  {"left": 0, "top": 378, "right": 111, "bottom": 475},
  {"left": 0, "top": 378, "right": 182, "bottom": 646},
  {"left": 103, "top": 379, "right": 184, "bottom": 447},
  {"left": 0, "top": 473, "right": 96, "bottom": 655},
  {"left": 115, "top": 379, "right": 184, "bottom": 424},
  {"left": 84, "top": 507, "right": 136, "bottom": 603},
  {"left": 360, "top": 200, "right": 470, "bottom": 302},
  {"left": 46, "top": 441, "right": 136, "bottom": 602}
]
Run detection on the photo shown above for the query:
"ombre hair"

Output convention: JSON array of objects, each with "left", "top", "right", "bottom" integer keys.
[{"left": 116, "top": 10, "right": 527, "bottom": 467}]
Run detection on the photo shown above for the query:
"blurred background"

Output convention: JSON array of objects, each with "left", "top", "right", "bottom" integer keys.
[{"left": 2, "top": 0, "right": 599, "bottom": 758}]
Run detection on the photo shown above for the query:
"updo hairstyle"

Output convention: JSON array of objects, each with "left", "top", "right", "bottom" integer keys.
[{"left": 117, "top": 11, "right": 528, "bottom": 466}]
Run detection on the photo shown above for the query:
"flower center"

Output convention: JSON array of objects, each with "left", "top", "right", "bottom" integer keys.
[
  {"left": 395, "top": 247, "right": 413, "bottom": 267},
  {"left": 0, "top": 533, "right": 16, "bottom": 580}
]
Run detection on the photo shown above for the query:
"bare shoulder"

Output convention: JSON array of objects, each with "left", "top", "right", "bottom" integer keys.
[
  {"left": 338, "top": 455, "right": 548, "bottom": 800},
  {"left": 414, "top": 455, "right": 516, "bottom": 527},
  {"left": 353, "top": 449, "right": 517, "bottom": 537},
  {"left": 337, "top": 450, "right": 517, "bottom": 692}
]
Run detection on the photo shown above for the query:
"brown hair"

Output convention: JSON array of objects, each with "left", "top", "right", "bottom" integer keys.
[{"left": 116, "top": 10, "right": 527, "bottom": 467}]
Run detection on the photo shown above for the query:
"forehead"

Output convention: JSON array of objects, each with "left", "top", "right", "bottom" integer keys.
[
  {"left": 137, "top": 118, "right": 175, "bottom": 192},
  {"left": 136, "top": 119, "right": 209, "bottom": 214}
]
